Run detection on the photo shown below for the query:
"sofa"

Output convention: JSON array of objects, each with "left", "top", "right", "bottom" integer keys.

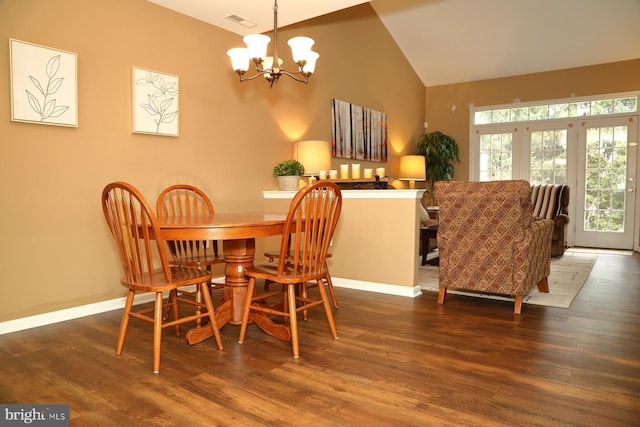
[
  {"left": 435, "top": 180, "right": 554, "bottom": 314},
  {"left": 531, "top": 184, "right": 570, "bottom": 256}
]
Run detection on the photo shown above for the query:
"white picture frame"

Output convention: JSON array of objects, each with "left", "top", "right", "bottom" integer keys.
[
  {"left": 9, "top": 39, "right": 78, "bottom": 127},
  {"left": 132, "top": 67, "right": 179, "bottom": 137}
]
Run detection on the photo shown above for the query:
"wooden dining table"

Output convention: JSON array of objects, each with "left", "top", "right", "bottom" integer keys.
[{"left": 157, "top": 212, "right": 290, "bottom": 345}]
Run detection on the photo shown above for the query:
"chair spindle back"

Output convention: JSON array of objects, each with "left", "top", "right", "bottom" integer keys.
[
  {"left": 278, "top": 182, "right": 342, "bottom": 278},
  {"left": 156, "top": 185, "right": 220, "bottom": 263},
  {"left": 102, "top": 182, "right": 171, "bottom": 285}
]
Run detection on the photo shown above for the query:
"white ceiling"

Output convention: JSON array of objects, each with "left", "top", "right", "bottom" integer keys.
[{"left": 147, "top": 0, "right": 640, "bottom": 87}]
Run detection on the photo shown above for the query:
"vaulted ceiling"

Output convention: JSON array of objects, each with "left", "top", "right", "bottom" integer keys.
[{"left": 147, "top": 0, "right": 640, "bottom": 87}]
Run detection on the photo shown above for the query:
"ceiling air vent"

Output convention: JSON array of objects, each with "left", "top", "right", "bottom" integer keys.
[{"left": 225, "top": 14, "right": 257, "bottom": 28}]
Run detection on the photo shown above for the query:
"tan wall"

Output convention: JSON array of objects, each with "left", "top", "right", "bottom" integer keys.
[
  {"left": 0, "top": 0, "right": 425, "bottom": 322},
  {"left": 424, "top": 59, "right": 640, "bottom": 182},
  {"left": 264, "top": 191, "right": 421, "bottom": 289},
  {"left": 330, "top": 197, "right": 418, "bottom": 287}
]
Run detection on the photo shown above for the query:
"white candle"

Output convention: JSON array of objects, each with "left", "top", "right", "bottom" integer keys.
[
  {"left": 364, "top": 168, "right": 373, "bottom": 178},
  {"left": 340, "top": 164, "right": 349, "bottom": 179},
  {"left": 319, "top": 170, "right": 327, "bottom": 180},
  {"left": 329, "top": 169, "right": 338, "bottom": 179},
  {"left": 351, "top": 164, "right": 361, "bottom": 179},
  {"left": 376, "top": 167, "right": 385, "bottom": 178}
]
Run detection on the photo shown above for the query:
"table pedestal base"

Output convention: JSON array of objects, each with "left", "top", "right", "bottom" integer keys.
[{"left": 186, "top": 238, "right": 291, "bottom": 345}]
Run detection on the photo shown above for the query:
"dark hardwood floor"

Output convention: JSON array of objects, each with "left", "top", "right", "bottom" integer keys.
[{"left": 1, "top": 252, "right": 639, "bottom": 426}]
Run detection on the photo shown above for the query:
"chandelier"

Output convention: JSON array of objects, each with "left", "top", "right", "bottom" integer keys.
[{"left": 226, "top": 0, "right": 319, "bottom": 88}]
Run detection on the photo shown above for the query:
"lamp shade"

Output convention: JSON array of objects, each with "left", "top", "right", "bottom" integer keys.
[
  {"left": 301, "top": 51, "right": 320, "bottom": 74},
  {"left": 227, "top": 48, "right": 250, "bottom": 72},
  {"left": 287, "top": 36, "right": 315, "bottom": 63},
  {"left": 243, "top": 34, "right": 270, "bottom": 59},
  {"left": 398, "top": 155, "right": 426, "bottom": 181},
  {"left": 293, "top": 140, "right": 332, "bottom": 176}
]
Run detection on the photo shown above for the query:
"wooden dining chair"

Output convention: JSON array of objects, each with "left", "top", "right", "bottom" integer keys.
[
  {"left": 156, "top": 184, "right": 225, "bottom": 279},
  {"left": 157, "top": 185, "right": 225, "bottom": 319},
  {"left": 102, "top": 182, "right": 223, "bottom": 373},
  {"left": 239, "top": 181, "right": 342, "bottom": 358}
]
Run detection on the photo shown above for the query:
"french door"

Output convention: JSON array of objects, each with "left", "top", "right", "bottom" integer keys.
[
  {"left": 574, "top": 117, "right": 637, "bottom": 249},
  {"left": 473, "top": 116, "right": 639, "bottom": 250},
  {"left": 471, "top": 91, "right": 640, "bottom": 251}
]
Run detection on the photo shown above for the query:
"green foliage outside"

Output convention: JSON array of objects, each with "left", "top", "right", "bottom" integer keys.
[
  {"left": 583, "top": 127, "right": 627, "bottom": 232},
  {"left": 479, "top": 126, "right": 628, "bottom": 233}
]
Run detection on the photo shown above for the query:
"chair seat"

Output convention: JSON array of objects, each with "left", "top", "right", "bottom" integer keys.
[
  {"left": 246, "top": 263, "right": 328, "bottom": 284},
  {"left": 262, "top": 252, "right": 338, "bottom": 309},
  {"left": 120, "top": 266, "right": 212, "bottom": 293}
]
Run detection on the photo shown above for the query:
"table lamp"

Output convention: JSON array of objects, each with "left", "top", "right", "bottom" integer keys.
[
  {"left": 293, "top": 140, "right": 332, "bottom": 182},
  {"left": 398, "top": 155, "right": 426, "bottom": 189}
]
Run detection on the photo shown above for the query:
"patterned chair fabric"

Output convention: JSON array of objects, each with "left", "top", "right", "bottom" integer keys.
[
  {"left": 531, "top": 184, "right": 570, "bottom": 256},
  {"left": 435, "top": 180, "right": 554, "bottom": 314}
]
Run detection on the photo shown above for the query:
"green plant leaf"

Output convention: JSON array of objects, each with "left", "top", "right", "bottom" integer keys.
[
  {"left": 417, "top": 131, "right": 460, "bottom": 204},
  {"left": 273, "top": 159, "right": 305, "bottom": 177}
]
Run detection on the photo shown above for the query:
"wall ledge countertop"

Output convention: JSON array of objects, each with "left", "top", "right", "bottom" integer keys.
[{"left": 263, "top": 189, "right": 425, "bottom": 199}]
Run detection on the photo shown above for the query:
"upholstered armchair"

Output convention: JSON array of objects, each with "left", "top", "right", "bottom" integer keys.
[
  {"left": 531, "top": 184, "right": 570, "bottom": 256},
  {"left": 434, "top": 180, "right": 554, "bottom": 314}
]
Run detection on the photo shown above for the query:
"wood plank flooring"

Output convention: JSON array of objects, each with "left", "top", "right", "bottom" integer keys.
[{"left": 0, "top": 252, "right": 639, "bottom": 426}]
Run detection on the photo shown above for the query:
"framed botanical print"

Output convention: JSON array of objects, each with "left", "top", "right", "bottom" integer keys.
[
  {"left": 132, "top": 67, "right": 179, "bottom": 136},
  {"left": 9, "top": 39, "right": 78, "bottom": 127}
]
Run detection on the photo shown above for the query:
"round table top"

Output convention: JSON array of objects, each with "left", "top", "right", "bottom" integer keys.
[{"left": 157, "top": 212, "right": 287, "bottom": 240}]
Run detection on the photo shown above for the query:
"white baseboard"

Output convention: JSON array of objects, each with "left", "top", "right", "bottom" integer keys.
[
  {"left": 0, "top": 276, "right": 419, "bottom": 336},
  {"left": 0, "top": 293, "right": 157, "bottom": 336},
  {"left": 331, "top": 277, "right": 422, "bottom": 298}
]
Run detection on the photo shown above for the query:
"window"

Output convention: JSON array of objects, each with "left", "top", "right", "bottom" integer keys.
[
  {"left": 470, "top": 91, "right": 639, "bottom": 185},
  {"left": 478, "top": 132, "right": 513, "bottom": 181},
  {"left": 473, "top": 94, "right": 638, "bottom": 126},
  {"left": 530, "top": 129, "right": 567, "bottom": 185}
]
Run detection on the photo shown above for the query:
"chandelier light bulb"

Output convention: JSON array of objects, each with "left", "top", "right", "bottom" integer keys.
[{"left": 262, "top": 57, "right": 283, "bottom": 73}]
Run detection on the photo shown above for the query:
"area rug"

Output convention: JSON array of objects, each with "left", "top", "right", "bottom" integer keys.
[{"left": 418, "top": 250, "right": 598, "bottom": 308}]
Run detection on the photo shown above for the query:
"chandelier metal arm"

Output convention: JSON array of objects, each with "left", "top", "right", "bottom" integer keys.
[
  {"left": 279, "top": 69, "right": 310, "bottom": 84},
  {"left": 234, "top": 68, "right": 310, "bottom": 88},
  {"left": 232, "top": 71, "right": 266, "bottom": 83}
]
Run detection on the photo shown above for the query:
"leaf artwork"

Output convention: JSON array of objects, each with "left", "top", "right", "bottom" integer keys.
[
  {"left": 136, "top": 71, "right": 178, "bottom": 133},
  {"left": 25, "top": 55, "right": 70, "bottom": 121}
]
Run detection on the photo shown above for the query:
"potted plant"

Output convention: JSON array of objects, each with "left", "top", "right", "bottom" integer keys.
[
  {"left": 417, "top": 131, "right": 460, "bottom": 205},
  {"left": 273, "top": 159, "right": 305, "bottom": 191}
]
